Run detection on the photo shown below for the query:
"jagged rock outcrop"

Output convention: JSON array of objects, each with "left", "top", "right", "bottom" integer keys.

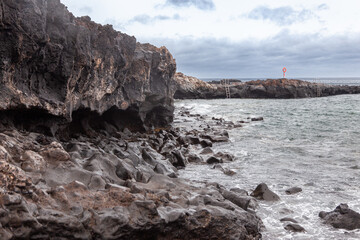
[
  {"left": 174, "top": 72, "right": 217, "bottom": 99},
  {"left": 174, "top": 74, "right": 360, "bottom": 99},
  {"left": 0, "top": 0, "right": 176, "bottom": 131}
]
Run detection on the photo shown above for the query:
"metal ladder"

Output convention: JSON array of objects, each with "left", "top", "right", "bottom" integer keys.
[
  {"left": 315, "top": 78, "right": 321, "bottom": 97},
  {"left": 221, "top": 79, "right": 231, "bottom": 98}
]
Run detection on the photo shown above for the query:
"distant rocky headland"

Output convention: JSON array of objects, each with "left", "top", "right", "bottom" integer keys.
[{"left": 174, "top": 72, "right": 360, "bottom": 99}]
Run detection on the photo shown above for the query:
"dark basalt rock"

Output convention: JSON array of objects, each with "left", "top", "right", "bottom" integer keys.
[
  {"left": 174, "top": 73, "right": 360, "bottom": 99},
  {"left": 319, "top": 204, "right": 360, "bottom": 230},
  {"left": 251, "top": 183, "right": 280, "bottom": 201},
  {"left": 206, "top": 156, "right": 222, "bottom": 164},
  {"left": 214, "top": 151, "right": 234, "bottom": 162},
  {"left": 0, "top": 0, "right": 176, "bottom": 131},
  {"left": 284, "top": 224, "right": 306, "bottom": 232},
  {"left": 221, "top": 189, "right": 251, "bottom": 211},
  {"left": 285, "top": 187, "right": 302, "bottom": 195},
  {"left": 200, "top": 147, "right": 213, "bottom": 155},
  {"left": 187, "top": 153, "right": 203, "bottom": 163},
  {"left": 280, "top": 217, "right": 298, "bottom": 223},
  {"left": 170, "top": 149, "right": 187, "bottom": 168},
  {"left": 222, "top": 167, "right": 236, "bottom": 176},
  {"left": 251, "top": 117, "right": 264, "bottom": 121},
  {"left": 200, "top": 139, "right": 212, "bottom": 148},
  {"left": 230, "top": 188, "right": 249, "bottom": 196}
]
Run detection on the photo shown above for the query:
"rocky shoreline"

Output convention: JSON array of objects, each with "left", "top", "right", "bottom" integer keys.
[
  {"left": 174, "top": 72, "right": 360, "bottom": 99},
  {"left": 0, "top": 0, "right": 262, "bottom": 239},
  {"left": 0, "top": 111, "right": 265, "bottom": 239},
  {"left": 1, "top": 0, "right": 360, "bottom": 239}
]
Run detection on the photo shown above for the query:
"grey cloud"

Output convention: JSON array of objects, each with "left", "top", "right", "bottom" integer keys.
[
  {"left": 79, "top": 6, "right": 92, "bottom": 14},
  {"left": 165, "top": 0, "right": 215, "bottom": 10},
  {"left": 247, "top": 6, "right": 314, "bottom": 25},
  {"left": 143, "top": 33, "right": 360, "bottom": 78},
  {"left": 129, "top": 14, "right": 181, "bottom": 24}
]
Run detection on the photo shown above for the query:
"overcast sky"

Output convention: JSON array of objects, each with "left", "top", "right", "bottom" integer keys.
[{"left": 61, "top": 0, "right": 360, "bottom": 78}]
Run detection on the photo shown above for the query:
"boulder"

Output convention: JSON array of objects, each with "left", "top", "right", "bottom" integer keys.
[
  {"left": 250, "top": 183, "right": 280, "bottom": 201},
  {"left": 200, "top": 139, "right": 213, "bottom": 148},
  {"left": 319, "top": 204, "right": 360, "bottom": 230},
  {"left": 188, "top": 136, "right": 201, "bottom": 145},
  {"left": 284, "top": 224, "right": 305, "bottom": 232},
  {"left": 187, "top": 153, "right": 203, "bottom": 163},
  {"left": 251, "top": 117, "right": 264, "bottom": 122},
  {"left": 221, "top": 189, "right": 250, "bottom": 211},
  {"left": 200, "top": 147, "right": 213, "bottom": 155},
  {"left": 206, "top": 156, "right": 222, "bottom": 164},
  {"left": 170, "top": 150, "right": 187, "bottom": 168},
  {"left": 40, "top": 142, "right": 70, "bottom": 162},
  {"left": 223, "top": 168, "right": 236, "bottom": 176},
  {"left": 285, "top": 187, "right": 302, "bottom": 195},
  {"left": 214, "top": 152, "right": 234, "bottom": 162},
  {"left": 20, "top": 150, "right": 47, "bottom": 172}
]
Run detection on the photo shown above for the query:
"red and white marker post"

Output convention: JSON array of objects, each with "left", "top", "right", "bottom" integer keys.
[{"left": 282, "top": 67, "right": 287, "bottom": 78}]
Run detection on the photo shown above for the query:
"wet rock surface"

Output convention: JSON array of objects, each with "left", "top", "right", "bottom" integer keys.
[
  {"left": 174, "top": 74, "right": 360, "bottom": 99},
  {"left": 284, "top": 223, "right": 306, "bottom": 232},
  {"left": 319, "top": 204, "right": 360, "bottom": 230},
  {"left": 0, "top": 120, "right": 264, "bottom": 239},
  {"left": 285, "top": 187, "right": 302, "bottom": 195},
  {"left": 280, "top": 217, "right": 298, "bottom": 223},
  {"left": 250, "top": 183, "right": 280, "bottom": 201}
]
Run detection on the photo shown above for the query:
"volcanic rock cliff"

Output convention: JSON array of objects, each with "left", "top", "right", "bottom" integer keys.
[
  {"left": 0, "top": 1, "right": 263, "bottom": 239},
  {"left": 0, "top": 0, "right": 176, "bottom": 133},
  {"left": 174, "top": 74, "right": 360, "bottom": 99}
]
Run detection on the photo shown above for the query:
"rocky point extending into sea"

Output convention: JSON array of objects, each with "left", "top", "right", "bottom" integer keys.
[
  {"left": 174, "top": 72, "right": 360, "bottom": 99},
  {"left": 1, "top": 0, "right": 360, "bottom": 239}
]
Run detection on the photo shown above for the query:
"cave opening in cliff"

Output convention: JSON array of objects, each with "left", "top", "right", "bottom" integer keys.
[
  {"left": 62, "top": 106, "right": 145, "bottom": 139},
  {"left": 0, "top": 108, "right": 64, "bottom": 136},
  {"left": 0, "top": 106, "right": 146, "bottom": 140},
  {"left": 102, "top": 106, "right": 145, "bottom": 132}
]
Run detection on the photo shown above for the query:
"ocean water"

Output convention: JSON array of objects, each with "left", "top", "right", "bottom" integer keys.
[
  {"left": 174, "top": 94, "right": 360, "bottom": 240},
  {"left": 202, "top": 77, "right": 360, "bottom": 86}
]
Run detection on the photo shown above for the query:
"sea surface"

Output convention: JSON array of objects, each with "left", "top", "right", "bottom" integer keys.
[
  {"left": 201, "top": 77, "right": 360, "bottom": 86},
  {"left": 174, "top": 94, "right": 360, "bottom": 240}
]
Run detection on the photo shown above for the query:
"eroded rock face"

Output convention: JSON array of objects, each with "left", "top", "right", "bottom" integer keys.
[
  {"left": 0, "top": 0, "right": 176, "bottom": 130},
  {"left": 174, "top": 72, "right": 219, "bottom": 99}
]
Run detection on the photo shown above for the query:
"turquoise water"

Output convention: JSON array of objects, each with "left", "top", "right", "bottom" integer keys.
[{"left": 175, "top": 94, "right": 360, "bottom": 239}]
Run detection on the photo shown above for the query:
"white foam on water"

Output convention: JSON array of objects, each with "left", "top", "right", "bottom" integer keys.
[{"left": 175, "top": 95, "right": 360, "bottom": 239}]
